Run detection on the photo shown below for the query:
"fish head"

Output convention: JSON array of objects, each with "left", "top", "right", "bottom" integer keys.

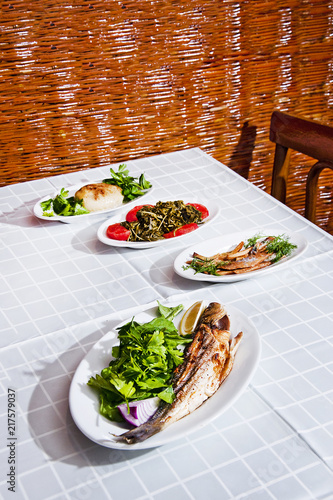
[{"left": 200, "top": 302, "right": 231, "bottom": 332}]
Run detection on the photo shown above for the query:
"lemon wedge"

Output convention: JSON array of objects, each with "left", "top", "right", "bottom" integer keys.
[{"left": 179, "top": 300, "right": 206, "bottom": 336}]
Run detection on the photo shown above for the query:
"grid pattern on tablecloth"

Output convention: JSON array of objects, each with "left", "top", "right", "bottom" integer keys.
[
  {"left": 249, "top": 262, "right": 333, "bottom": 471},
  {"left": 1, "top": 149, "right": 332, "bottom": 348},
  {"left": 0, "top": 302, "right": 333, "bottom": 500},
  {"left": 165, "top": 253, "right": 333, "bottom": 469},
  {"left": 1, "top": 148, "right": 333, "bottom": 499}
]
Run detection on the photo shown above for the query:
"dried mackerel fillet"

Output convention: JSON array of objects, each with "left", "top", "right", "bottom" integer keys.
[{"left": 185, "top": 236, "right": 288, "bottom": 276}]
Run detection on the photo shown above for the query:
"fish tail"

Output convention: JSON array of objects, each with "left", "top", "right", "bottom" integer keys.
[
  {"left": 115, "top": 418, "right": 165, "bottom": 444},
  {"left": 116, "top": 401, "right": 169, "bottom": 444}
]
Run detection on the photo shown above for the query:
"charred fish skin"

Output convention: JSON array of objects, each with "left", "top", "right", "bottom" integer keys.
[
  {"left": 116, "top": 302, "right": 242, "bottom": 445},
  {"left": 172, "top": 303, "right": 230, "bottom": 392}
]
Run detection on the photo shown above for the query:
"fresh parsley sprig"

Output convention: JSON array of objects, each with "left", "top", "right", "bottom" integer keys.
[{"left": 103, "top": 163, "right": 152, "bottom": 202}]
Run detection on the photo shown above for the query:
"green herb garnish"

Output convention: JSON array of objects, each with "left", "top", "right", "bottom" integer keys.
[
  {"left": 87, "top": 303, "right": 192, "bottom": 422},
  {"left": 244, "top": 233, "right": 297, "bottom": 263},
  {"left": 183, "top": 258, "right": 221, "bottom": 275},
  {"left": 40, "top": 188, "right": 89, "bottom": 217},
  {"left": 244, "top": 233, "right": 263, "bottom": 248},
  {"left": 103, "top": 163, "right": 152, "bottom": 202},
  {"left": 265, "top": 234, "right": 297, "bottom": 263}
]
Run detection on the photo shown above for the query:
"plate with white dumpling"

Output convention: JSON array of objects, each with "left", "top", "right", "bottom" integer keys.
[{"left": 33, "top": 164, "right": 153, "bottom": 224}]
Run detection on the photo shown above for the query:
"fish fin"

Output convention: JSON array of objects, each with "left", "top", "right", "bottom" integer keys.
[
  {"left": 229, "top": 331, "right": 243, "bottom": 355},
  {"left": 219, "top": 332, "right": 243, "bottom": 384}
]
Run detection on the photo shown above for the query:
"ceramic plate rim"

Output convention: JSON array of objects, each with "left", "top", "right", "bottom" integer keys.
[
  {"left": 69, "top": 299, "right": 261, "bottom": 450},
  {"left": 33, "top": 182, "right": 154, "bottom": 223},
  {"left": 96, "top": 199, "right": 220, "bottom": 248},
  {"left": 174, "top": 228, "right": 308, "bottom": 283}
]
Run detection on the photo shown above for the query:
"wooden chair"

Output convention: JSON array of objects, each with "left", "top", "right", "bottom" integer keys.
[{"left": 270, "top": 111, "right": 333, "bottom": 223}]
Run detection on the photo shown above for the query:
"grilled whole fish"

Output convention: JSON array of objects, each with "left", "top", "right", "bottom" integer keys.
[{"left": 117, "top": 302, "right": 243, "bottom": 444}]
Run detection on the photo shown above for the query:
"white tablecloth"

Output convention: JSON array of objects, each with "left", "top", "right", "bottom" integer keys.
[{"left": 1, "top": 148, "right": 333, "bottom": 499}]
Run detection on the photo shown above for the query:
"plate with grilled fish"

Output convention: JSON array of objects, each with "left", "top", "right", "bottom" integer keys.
[
  {"left": 174, "top": 228, "right": 308, "bottom": 282},
  {"left": 69, "top": 299, "right": 261, "bottom": 449},
  {"left": 97, "top": 199, "right": 219, "bottom": 248}
]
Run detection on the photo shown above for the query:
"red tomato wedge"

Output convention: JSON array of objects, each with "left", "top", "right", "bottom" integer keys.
[
  {"left": 125, "top": 204, "right": 154, "bottom": 222},
  {"left": 106, "top": 223, "right": 130, "bottom": 241},
  {"left": 163, "top": 223, "right": 199, "bottom": 239},
  {"left": 186, "top": 203, "right": 209, "bottom": 220}
]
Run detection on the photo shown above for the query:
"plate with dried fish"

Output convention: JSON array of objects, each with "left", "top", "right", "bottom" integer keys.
[
  {"left": 97, "top": 199, "right": 220, "bottom": 248},
  {"left": 174, "top": 228, "right": 308, "bottom": 282}
]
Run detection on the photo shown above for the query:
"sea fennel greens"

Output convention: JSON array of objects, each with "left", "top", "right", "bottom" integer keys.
[
  {"left": 121, "top": 200, "right": 203, "bottom": 242},
  {"left": 88, "top": 302, "right": 192, "bottom": 423}
]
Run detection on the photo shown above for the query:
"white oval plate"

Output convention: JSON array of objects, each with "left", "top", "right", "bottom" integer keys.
[
  {"left": 174, "top": 228, "right": 308, "bottom": 283},
  {"left": 33, "top": 182, "right": 153, "bottom": 224},
  {"left": 97, "top": 200, "right": 220, "bottom": 248},
  {"left": 69, "top": 299, "right": 261, "bottom": 449}
]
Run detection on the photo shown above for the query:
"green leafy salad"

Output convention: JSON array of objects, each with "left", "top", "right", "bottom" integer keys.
[
  {"left": 40, "top": 164, "right": 152, "bottom": 217},
  {"left": 87, "top": 302, "right": 192, "bottom": 423}
]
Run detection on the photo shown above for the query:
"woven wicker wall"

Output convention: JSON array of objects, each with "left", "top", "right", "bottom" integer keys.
[{"left": 1, "top": 0, "right": 333, "bottom": 232}]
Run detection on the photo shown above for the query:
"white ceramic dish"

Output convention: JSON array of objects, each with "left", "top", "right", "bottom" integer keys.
[
  {"left": 33, "top": 182, "right": 153, "bottom": 224},
  {"left": 174, "top": 228, "right": 308, "bottom": 283},
  {"left": 69, "top": 299, "right": 261, "bottom": 450},
  {"left": 96, "top": 200, "right": 220, "bottom": 248}
]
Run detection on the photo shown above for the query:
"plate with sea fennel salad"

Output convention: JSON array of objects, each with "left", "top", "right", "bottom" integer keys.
[
  {"left": 69, "top": 299, "right": 261, "bottom": 449},
  {"left": 96, "top": 199, "right": 219, "bottom": 248},
  {"left": 33, "top": 164, "right": 153, "bottom": 223},
  {"left": 174, "top": 228, "right": 308, "bottom": 283}
]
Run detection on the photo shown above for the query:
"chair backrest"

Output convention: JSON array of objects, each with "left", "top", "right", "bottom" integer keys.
[{"left": 270, "top": 111, "right": 333, "bottom": 223}]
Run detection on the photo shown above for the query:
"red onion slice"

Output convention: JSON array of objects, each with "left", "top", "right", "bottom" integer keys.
[{"left": 118, "top": 397, "right": 160, "bottom": 427}]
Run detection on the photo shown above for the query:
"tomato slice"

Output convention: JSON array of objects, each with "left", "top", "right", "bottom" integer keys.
[
  {"left": 186, "top": 203, "right": 209, "bottom": 220},
  {"left": 125, "top": 204, "right": 154, "bottom": 222},
  {"left": 106, "top": 223, "right": 130, "bottom": 241},
  {"left": 163, "top": 223, "right": 199, "bottom": 239}
]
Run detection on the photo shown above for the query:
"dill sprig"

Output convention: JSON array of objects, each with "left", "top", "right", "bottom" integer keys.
[
  {"left": 266, "top": 234, "right": 297, "bottom": 263},
  {"left": 244, "top": 233, "right": 263, "bottom": 248},
  {"left": 182, "top": 258, "right": 220, "bottom": 275}
]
